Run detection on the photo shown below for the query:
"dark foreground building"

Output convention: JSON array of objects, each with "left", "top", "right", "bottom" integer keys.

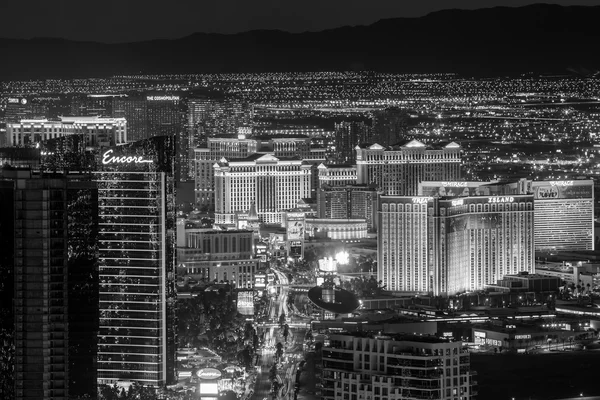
[{"left": 0, "top": 168, "right": 99, "bottom": 400}]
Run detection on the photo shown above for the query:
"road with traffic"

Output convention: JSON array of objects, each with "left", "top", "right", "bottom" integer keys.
[{"left": 251, "top": 266, "right": 311, "bottom": 400}]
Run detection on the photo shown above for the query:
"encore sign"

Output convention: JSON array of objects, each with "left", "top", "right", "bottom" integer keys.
[{"left": 102, "top": 149, "right": 153, "bottom": 165}]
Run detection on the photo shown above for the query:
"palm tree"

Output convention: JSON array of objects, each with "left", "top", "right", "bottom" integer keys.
[{"left": 276, "top": 342, "right": 284, "bottom": 361}]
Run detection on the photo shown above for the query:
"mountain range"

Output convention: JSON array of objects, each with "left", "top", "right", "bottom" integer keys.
[{"left": 1, "top": 3, "right": 599, "bottom": 80}]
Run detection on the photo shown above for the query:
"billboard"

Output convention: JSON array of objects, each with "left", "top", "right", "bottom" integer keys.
[
  {"left": 532, "top": 180, "right": 593, "bottom": 200},
  {"left": 236, "top": 291, "right": 254, "bottom": 316},
  {"left": 318, "top": 258, "right": 337, "bottom": 273},
  {"left": 286, "top": 213, "right": 305, "bottom": 241},
  {"left": 254, "top": 274, "right": 266, "bottom": 288}
]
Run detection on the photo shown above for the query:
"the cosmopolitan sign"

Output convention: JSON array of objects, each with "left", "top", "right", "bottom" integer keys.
[
  {"left": 146, "top": 95, "right": 180, "bottom": 101},
  {"left": 102, "top": 150, "right": 153, "bottom": 165}
]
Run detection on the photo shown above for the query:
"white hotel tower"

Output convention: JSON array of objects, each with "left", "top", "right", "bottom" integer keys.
[{"left": 214, "top": 153, "right": 312, "bottom": 225}]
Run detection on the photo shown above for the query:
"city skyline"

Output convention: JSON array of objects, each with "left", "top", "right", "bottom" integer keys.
[{"left": 2, "top": 4, "right": 600, "bottom": 398}]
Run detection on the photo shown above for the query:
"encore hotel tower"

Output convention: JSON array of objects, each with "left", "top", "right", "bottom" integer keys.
[{"left": 96, "top": 137, "right": 176, "bottom": 386}]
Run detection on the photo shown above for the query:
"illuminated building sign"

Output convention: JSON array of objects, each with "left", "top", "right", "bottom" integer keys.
[
  {"left": 287, "top": 217, "right": 305, "bottom": 241},
  {"left": 146, "top": 95, "right": 180, "bottom": 101},
  {"left": 550, "top": 181, "right": 573, "bottom": 187},
  {"left": 536, "top": 186, "right": 559, "bottom": 199},
  {"left": 534, "top": 180, "right": 593, "bottom": 200},
  {"left": 451, "top": 199, "right": 464, "bottom": 207},
  {"left": 514, "top": 334, "right": 531, "bottom": 340},
  {"left": 102, "top": 150, "right": 153, "bottom": 165},
  {"left": 254, "top": 274, "right": 266, "bottom": 288},
  {"left": 488, "top": 196, "right": 514, "bottom": 203},
  {"left": 442, "top": 182, "right": 468, "bottom": 187},
  {"left": 412, "top": 197, "right": 432, "bottom": 204}
]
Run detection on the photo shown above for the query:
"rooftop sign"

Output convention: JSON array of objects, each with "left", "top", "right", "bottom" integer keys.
[
  {"left": 550, "top": 181, "right": 573, "bottom": 187},
  {"left": 146, "top": 95, "right": 180, "bottom": 101},
  {"left": 442, "top": 182, "right": 468, "bottom": 187},
  {"left": 488, "top": 196, "right": 514, "bottom": 203},
  {"left": 412, "top": 197, "right": 432, "bottom": 204},
  {"left": 102, "top": 149, "right": 153, "bottom": 165}
]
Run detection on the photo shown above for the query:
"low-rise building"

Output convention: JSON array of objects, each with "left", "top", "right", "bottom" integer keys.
[
  {"left": 176, "top": 219, "right": 258, "bottom": 289},
  {"left": 486, "top": 272, "right": 562, "bottom": 293},
  {"left": 305, "top": 218, "right": 368, "bottom": 241},
  {"left": 322, "top": 333, "right": 476, "bottom": 400}
]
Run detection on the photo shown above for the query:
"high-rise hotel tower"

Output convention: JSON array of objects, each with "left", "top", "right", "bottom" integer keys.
[
  {"left": 355, "top": 140, "right": 461, "bottom": 196},
  {"left": 0, "top": 169, "right": 99, "bottom": 400},
  {"left": 420, "top": 179, "right": 595, "bottom": 252},
  {"left": 214, "top": 153, "right": 312, "bottom": 225},
  {"left": 95, "top": 137, "right": 177, "bottom": 386},
  {"left": 379, "top": 195, "right": 535, "bottom": 296}
]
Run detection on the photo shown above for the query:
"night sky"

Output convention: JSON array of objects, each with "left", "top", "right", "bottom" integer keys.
[{"left": 1, "top": 0, "right": 599, "bottom": 43}]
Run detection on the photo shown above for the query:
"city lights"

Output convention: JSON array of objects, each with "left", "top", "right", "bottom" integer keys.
[
  {"left": 3, "top": 6, "right": 600, "bottom": 399},
  {"left": 335, "top": 251, "right": 349, "bottom": 265}
]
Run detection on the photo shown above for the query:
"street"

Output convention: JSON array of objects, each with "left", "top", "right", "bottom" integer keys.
[{"left": 251, "top": 266, "right": 310, "bottom": 400}]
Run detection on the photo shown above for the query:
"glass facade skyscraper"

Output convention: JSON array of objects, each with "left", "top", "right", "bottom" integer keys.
[{"left": 96, "top": 137, "right": 176, "bottom": 386}]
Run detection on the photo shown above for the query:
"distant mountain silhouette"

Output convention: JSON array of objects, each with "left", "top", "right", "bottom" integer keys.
[{"left": 1, "top": 3, "right": 599, "bottom": 80}]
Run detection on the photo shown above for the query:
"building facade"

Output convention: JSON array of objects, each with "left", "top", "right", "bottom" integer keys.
[
  {"left": 6, "top": 117, "right": 127, "bottom": 148},
  {"left": 2, "top": 169, "right": 99, "bottom": 400},
  {"left": 214, "top": 154, "right": 312, "bottom": 225},
  {"left": 317, "top": 184, "right": 379, "bottom": 231},
  {"left": 530, "top": 180, "right": 594, "bottom": 251},
  {"left": 379, "top": 195, "right": 535, "bottom": 296},
  {"left": 95, "top": 138, "right": 176, "bottom": 387},
  {"left": 420, "top": 179, "right": 595, "bottom": 252},
  {"left": 112, "top": 97, "right": 148, "bottom": 142},
  {"left": 176, "top": 223, "right": 258, "bottom": 289},
  {"left": 356, "top": 140, "right": 462, "bottom": 196},
  {"left": 322, "top": 333, "right": 476, "bottom": 400},
  {"left": 146, "top": 95, "right": 182, "bottom": 138},
  {"left": 333, "top": 121, "right": 372, "bottom": 164},
  {"left": 194, "top": 136, "right": 323, "bottom": 210},
  {"left": 317, "top": 164, "right": 357, "bottom": 189},
  {"left": 305, "top": 218, "right": 368, "bottom": 241}
]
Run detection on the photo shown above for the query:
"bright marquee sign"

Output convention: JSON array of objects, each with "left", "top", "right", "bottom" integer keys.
[
  {"left": 102, "top": 150, "right": 153, "bottom": 165},
  {"left": 441, "top": 182, "right": 468, "bottom": 187},
  {"left": 412, "top": 197, "right": 433, "bottom": 204},
  {"left": 488, "top": 196, "right": 514, "bottom": 203},
  {"left": 146, "top": 95, "right": 180, "bottom": 101}
]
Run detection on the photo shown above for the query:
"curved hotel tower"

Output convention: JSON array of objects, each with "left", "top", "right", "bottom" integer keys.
[
  {"left": 95, "top": 137, "right": 176, "bottom": 386},
  {"left": 379, "top": 195, "right": 535, "bottom": 296}
]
